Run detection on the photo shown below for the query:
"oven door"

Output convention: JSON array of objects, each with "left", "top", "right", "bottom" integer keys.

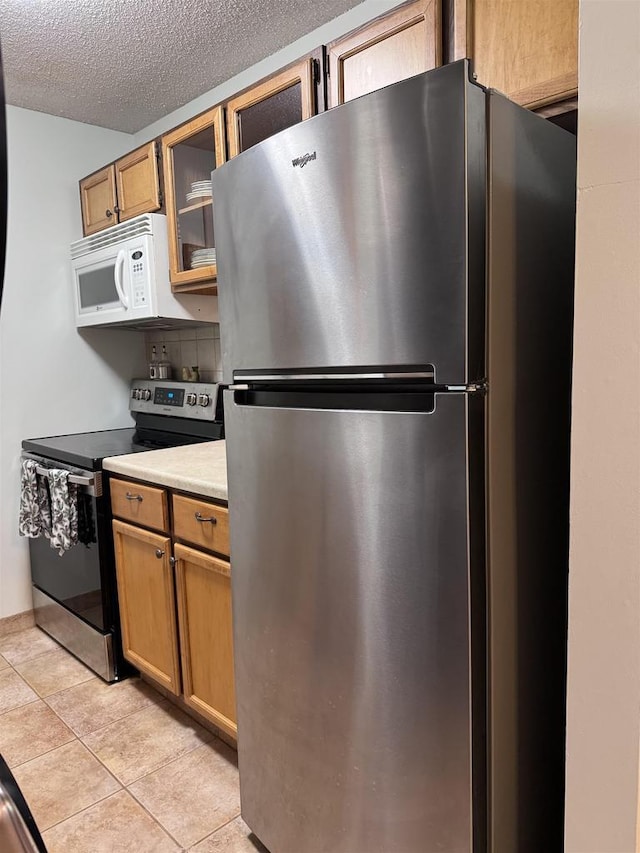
[
  {"left": 23, "top": 455, "right": 118, "bottom": 681},
  {"left": 72, "top": 242, "right": 131, "bottom": 327}
]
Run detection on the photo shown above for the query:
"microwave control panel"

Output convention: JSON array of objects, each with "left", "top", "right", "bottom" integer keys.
[{"left": 129, "top": 249, "right": 147, "bottom": 308}]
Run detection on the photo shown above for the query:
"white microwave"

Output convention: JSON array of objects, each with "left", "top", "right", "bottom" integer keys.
[{"left": 70, "top": 213, "right": 217, "bottom": 328}]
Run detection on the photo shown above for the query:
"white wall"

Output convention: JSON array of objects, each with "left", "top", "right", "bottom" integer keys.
[
  {"left": 0, "top": 106, "right": 147, "bottom": 618},
  {"left": 564, "top": 1, "right": 640, "bottom": 850},
  {"left": 132, "top": 0, "right": 402, "bottom": 145}
]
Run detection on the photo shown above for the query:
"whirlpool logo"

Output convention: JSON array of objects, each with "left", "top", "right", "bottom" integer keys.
[{"left": 292, "top": 151, "right": 317, "bottom": 168}]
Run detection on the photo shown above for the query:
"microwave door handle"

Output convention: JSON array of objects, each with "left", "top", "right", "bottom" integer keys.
[{"left": 114, "top": 249, "right": 129, "bottom": 309}]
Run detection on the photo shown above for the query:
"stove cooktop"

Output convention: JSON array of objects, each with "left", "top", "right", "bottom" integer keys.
[{"left": 22, "top": 428, "right": 153, "bottom": 470}]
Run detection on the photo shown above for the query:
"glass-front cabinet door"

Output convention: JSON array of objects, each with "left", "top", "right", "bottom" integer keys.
[
  {"left": 161, "top": 107, "right": 226, "bottom": 293},
  {"left": 226, "top": 58, "right": 317, "bottom": 158}
]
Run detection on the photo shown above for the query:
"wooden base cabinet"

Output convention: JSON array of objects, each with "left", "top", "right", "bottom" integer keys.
[
  {"left": 111, "top": 479, "right": 237, "bottom": 740},
  {"left": 174, "top": 544, "right": 236, "bottom": 738},
  {"left": 112, "top": 520, "right": 181, "bottom": 695}
]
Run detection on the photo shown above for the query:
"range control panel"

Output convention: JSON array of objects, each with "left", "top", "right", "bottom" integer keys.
[{"left": 129, "top": 379, "right": 219, "bottom": 422}]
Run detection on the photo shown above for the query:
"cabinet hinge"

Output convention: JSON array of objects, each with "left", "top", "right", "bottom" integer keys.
[
  {"left": 158, "top": 187, "right": 164, "bottom": 207},
  {"left": 154, "top": 140, "right": 161, "bottom": 159}
]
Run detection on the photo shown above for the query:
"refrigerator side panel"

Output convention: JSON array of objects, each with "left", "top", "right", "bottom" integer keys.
[
  {"left": 225, "top": 392, "right": 475, "bottom": 853},
  {"left": 213, "top": 61, "right": 485, "bottom": 386},
  {"left": 485, "top": 93, "right": 576, "bottom": 852}
]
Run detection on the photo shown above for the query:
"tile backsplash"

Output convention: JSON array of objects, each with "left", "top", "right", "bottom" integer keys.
[{"left": 144, "top": 325, "right": 222, "bottom": 383}]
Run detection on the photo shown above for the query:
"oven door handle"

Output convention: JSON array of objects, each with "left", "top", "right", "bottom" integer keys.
[
  {"left": 34, "top": 466, "right": 94, "bottom": 488},
  {"left": 114, "top": 249, "right": 129, "bottom": 309},
  {"left": 30, "top": 464, "right": 101, "bottom": 497}
]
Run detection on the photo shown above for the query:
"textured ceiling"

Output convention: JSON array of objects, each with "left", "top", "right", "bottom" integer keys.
[{"left": 0, "top": 0, "right": 360, "bottom": 133}]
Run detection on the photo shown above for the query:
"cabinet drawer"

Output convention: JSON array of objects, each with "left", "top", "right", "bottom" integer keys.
[
  {"left": 172, "top": 495, "right": 229, "bottom": 556},
  {"left": 110, "top": 479, "right": 169, "bottom": 532}
]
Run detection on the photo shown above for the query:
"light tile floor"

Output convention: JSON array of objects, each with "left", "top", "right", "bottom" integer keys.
[{"left": 0, "top": 627, "right": 267, "bottom": 852}]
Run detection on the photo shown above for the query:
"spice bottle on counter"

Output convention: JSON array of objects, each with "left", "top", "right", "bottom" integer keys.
[
  {"left": 149, "top": 345, "right": 158, "bottom": 379},
  {"left": 157, "top": 345, "right": 172, "bottom": 379}
]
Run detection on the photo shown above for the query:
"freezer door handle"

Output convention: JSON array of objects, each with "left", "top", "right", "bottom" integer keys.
[{"left": 233, "top": 367, "right": 436, "bottom": 383}]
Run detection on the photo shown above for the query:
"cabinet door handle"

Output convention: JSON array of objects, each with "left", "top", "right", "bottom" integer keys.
[
  {"left": 105, "top": 208, "right": 113, "bottom": 218},
  {"left": 155, "top": 549, "right": 165, "bottom": 559},
  {"left": 195, "top": 511, "right": 217, "bottom": 524},
  {"left": 125, "top": 492, "right": 143, "bottom": 501}
]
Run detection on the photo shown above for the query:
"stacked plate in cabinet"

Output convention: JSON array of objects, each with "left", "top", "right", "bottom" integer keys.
[
  {"left": 190, "top": 248, "right": 216, "bottom": 269},
  {"left": 186, "top": 180, "right": 213, "bottom": 203}
]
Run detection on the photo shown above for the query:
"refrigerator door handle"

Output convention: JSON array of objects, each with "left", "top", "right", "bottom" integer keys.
[{"left": 233, "top": 369, "right": 436, "bottom": 383}]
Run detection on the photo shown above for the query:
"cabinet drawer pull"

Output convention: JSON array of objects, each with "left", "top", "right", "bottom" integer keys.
[
  {"left": 195, "top": 511, "right": 217, "bottom": 524},
  {"left": 155, "top": 548, "right": 165, "bottom": 558},
  {"left": 125, "top": 492, "right": 143, "bottom": 501}
]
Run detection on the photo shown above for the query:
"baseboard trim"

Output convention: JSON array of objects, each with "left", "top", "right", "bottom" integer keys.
[{"left": 0, "top": 609, "right": 35, "bottom": 637}]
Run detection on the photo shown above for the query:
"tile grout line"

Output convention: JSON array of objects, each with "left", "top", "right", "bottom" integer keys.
[
  {"left": 9, "top": 731, "right": 80, "bottom": 771},
  {"left": 124, "top": 784, "right": 188, "bottom": 849},
  {"left": 39, "top": 787, "right": 122, "bottom": 835},
  {"left": 76, "top": 698, "right": 214, "bottom": 786},
  {"left": 193, "top": 811, "right": 244, "bottom": 847},
  {"left": 77, "top": 695, "right": 172, "bottom": 743},
  {"left": 0, "top": 696, "right": 45, "bottom": 720},
  {"left": 42, "top": 687, "right": 168, "bottom": 739},
  {"left": 39, "top": 789, "right": 143, "bottom": 842},
  {"left": 84, "top": 731, "right": 214, "bottom": 789},
  {"left": 120, "top": 726, "right": 240, "bottom": 847}
]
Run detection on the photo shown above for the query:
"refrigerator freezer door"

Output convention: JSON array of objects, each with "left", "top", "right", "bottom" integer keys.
[
  {"left": 213, "top": 61, "right": 486, "bottom": 386},
  {"left": 225, "top": 391, "right": 475, "bottom": 853}
]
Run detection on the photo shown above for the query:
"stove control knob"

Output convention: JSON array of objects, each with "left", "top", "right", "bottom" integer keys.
[
  {"left": 186, "top": 393, "right": 197, "bottom": 406},
  {"left": 197, "top": 394, "right": 210, "bottom": 407},
  {"left": 142, "top": 389, "right": 151, "bottom": 401},
  {"left": 130, "top": 388, "right": 137, "bottom": 399}
]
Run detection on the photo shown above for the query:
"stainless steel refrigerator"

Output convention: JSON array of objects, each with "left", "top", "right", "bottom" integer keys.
[{"left": 212, "top": 60, "right": 576, "bottom": 853}]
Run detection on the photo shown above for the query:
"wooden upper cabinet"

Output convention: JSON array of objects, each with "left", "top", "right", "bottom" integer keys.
[
  {"left": 161, "top": 107, "right": 226, "bottom": 294},
  {"left": 226, "top": 57, "right": 316, "bottom": 158},
  {"left": 327, "top": 0, "right": 441, "bottom": 107},
  {"left": 79, "top": 165, "right": 117, "bottom": 236},
  {"left": 115, "top": 141, "right": 161, "bottom": 223},
  {"left": 453, "top": 0, "right": 578, "bottom": 110},
  {"left": 80, "top": 143, "right": 162, "bottom": 236}
]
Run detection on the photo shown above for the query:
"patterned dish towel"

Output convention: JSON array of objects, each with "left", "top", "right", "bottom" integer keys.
[
  {"left": 48, "top": 470, "right": 79, "bottom": 556},
  {"left": 19, "top": 459, "right": 42, "bottom": 537},
  {"left": 19, "top": 462, "right": 79, "bottom": 556}
]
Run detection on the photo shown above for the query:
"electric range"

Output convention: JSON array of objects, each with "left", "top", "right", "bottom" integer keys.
[{"left": 20, "top": 379, "right": 224, "bottom": 682}]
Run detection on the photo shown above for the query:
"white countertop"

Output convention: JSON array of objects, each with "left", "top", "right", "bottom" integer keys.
[{"left": 103, "top": 440, "right": 228, "bottom": 501}]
